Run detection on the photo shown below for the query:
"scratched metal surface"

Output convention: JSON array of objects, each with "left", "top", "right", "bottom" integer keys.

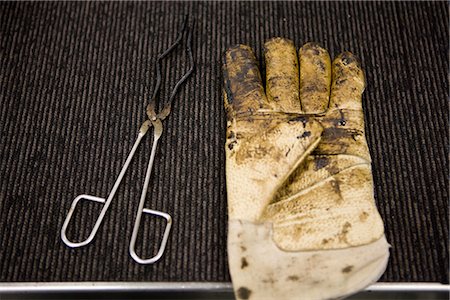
[{"left": 0, "top": 1, "right": 448, "bottom": 283}]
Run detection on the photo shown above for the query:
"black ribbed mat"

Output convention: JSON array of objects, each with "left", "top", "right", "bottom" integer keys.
[{"left": 0, "top": 1, "right": 448, "bottom": 283}]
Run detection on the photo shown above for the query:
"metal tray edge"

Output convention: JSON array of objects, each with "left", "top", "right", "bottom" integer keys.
[{"left": 0, "top": 282, "right": 448, "bottom": 293}]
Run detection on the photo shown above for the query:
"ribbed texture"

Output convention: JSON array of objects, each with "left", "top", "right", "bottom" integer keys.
[{"left": 0, "top": 1, "right": 447, "bottom": 283}]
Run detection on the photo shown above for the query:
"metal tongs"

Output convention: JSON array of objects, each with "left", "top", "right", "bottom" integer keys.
[{"left": 61, "top": 16, "right": 194, "bottom": 264}]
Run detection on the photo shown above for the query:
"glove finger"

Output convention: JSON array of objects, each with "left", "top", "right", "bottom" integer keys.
[
  {"left": 329, "top": 52, "right": 365, "bottom": 111},
  {"left": 298, "top": 42, "right": 332, "bottom": 114},
  {"left": 223, "top": 45, "right": 269, "bottom": 118},
  {"left": 264, "top": 38, "right": 301, "bottom": 112},
  {"left": 313, "top": 52, "right": 370, "bottom": 161}
]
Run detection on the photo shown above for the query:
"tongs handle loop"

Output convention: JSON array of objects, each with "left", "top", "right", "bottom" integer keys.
[
  {"left": 61, "top": 194, "right": 106, "bottom": 248},
  {"left": 130, "top": 208, "right": 172, "bottom": 264}
]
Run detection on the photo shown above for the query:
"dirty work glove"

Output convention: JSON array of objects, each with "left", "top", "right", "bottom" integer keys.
[{"left": 223, "top": 38, "right": 389, "bottom": 300}]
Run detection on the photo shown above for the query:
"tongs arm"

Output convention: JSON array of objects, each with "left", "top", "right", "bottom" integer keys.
[
  {"left": 61, "top": 121, "right": 151, "bottom": 248},
  {"left": 129, "top": 119, "right": 172, "bottom": 264},
  {"left": 127, "top": 19, "right": 195, "bottom": 264}
]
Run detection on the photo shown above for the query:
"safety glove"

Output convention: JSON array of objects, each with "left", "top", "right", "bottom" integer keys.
[{"left": 223, "top": 38, "right": 390, "bottom": 300}]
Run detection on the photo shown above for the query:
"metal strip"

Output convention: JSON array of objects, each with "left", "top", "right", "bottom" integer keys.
[{"left": 0, "top": 282, "right": 448, "bottom": 293}]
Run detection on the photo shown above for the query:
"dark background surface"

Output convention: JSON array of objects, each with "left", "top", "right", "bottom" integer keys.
[{"left": 0, "top": 1, "right": 448, "bottom": 283}]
